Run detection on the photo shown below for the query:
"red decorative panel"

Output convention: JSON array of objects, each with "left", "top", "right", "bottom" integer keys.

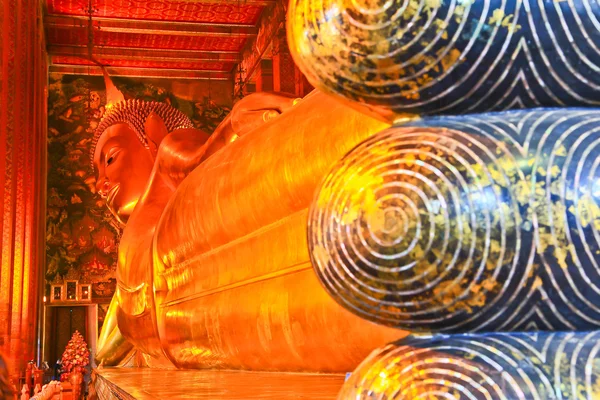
[
  {"left": 278, "top": 52, "right": 297, "bottom": 95},
  {"left": 47, "top": 26, "right": 247, "bottom": 51},
  {"left": 51, "top": 55, "right": 234, "bottom": 72},
  {"left": 47, "top": 0, "right": 263, "bottom": 25},
  {"left": 1, "top": 0, "right": 47, "bottom": 375}
]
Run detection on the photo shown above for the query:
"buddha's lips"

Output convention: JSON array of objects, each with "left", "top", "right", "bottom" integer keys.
[{"left": 106, "top": 184, "right": 120, "bottom": 208}]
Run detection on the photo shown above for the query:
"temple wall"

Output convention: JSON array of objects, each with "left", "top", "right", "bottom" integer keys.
[{"left": 0, "top": 0, "right": 48, "bottom": 373}]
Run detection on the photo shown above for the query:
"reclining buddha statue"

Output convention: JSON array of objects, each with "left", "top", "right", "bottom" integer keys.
[
  {"left": 96, "top": 0, "right": 600, "bottom": 395},
  {"left": 93, "top": 70, "right": 400, "bottom": 370}
]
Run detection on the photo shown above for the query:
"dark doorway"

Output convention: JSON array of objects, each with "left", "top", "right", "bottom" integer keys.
[{"left": 47, "top": 306, "right": 88, "bottom": 372}]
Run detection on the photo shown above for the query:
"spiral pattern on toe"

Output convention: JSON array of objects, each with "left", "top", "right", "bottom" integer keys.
[
  {"left": 287, "top": 0, "right": 600, "bottom": 118},
  {"left": 339, "top": 331, "right": 600, "bottom": 399},
  {"left": 308, "top": 124, "right": 525, "bottom": 331},
  {"left": 308, "top": 108, "right": 600, "bottom": 332}
]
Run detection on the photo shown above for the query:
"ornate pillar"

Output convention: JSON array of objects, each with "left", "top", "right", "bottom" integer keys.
[{"left": 0, "top": 0, "right": 47, "bottom": 374}]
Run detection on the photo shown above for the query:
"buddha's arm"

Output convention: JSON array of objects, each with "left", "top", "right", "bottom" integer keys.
[
  {"left": 95, "top": 295, "right": 134, "bottom": 366},
  {"left": 95, "top": 186, "right": 174, "bottom": 367}
]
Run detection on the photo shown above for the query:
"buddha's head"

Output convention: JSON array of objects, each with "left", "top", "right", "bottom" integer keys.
[{"left": 91, "top": 71, "right": 193, "bottom": 225}]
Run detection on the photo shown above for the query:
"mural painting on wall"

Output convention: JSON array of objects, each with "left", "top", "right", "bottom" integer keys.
[{"left": 46, "top": 73, "right": 232, "bottom": 301}]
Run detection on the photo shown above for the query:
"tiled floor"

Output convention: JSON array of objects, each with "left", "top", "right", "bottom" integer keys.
[{"left": 95, "top": 368, "right": 345, "bottom": 399}]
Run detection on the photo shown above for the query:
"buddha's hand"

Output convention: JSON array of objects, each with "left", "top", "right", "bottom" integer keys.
[
  {"left": 95, "top": 296, "right": 135, "bottom": 366},
  {"left": 141, "top": 111, "right": 223, "bottom": 190},
  {"left": 209, "top": 92, "right": 301, "bottom": 144},
  {"left": 229, "top": 92, "right": 301, "bottom": 137},
  {"left": 155, "top": 127, "right": 224, "bottom": 191}
]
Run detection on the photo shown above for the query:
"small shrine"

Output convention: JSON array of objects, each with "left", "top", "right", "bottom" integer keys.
[{"left": 49, "top": 272, "right": 92, "bottom": 305}]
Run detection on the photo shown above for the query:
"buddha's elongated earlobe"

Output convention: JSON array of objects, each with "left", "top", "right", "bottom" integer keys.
[{"left": 144, "top": 111, "right": 168, "bottom": 159}]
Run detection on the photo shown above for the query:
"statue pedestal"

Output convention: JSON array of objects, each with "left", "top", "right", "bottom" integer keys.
[{"left": 93, "top": 368, "right": 345, "bottom": 399}]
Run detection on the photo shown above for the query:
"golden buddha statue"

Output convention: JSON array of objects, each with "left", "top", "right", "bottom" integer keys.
[{"left": 94, "top": 73, "right": 401, "bottom": 371}]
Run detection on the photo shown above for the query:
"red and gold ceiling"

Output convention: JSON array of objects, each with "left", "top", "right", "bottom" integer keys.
[
  {"left": 44, "top": 0, "right": 273, "bottom": 80},
  {"left": 46, "top": 0, "right": 264, "bottom": 24}
]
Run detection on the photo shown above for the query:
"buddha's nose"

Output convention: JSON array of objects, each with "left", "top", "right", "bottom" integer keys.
[{"left": 97, "top": 179, "right": 110, "bottom": 198}]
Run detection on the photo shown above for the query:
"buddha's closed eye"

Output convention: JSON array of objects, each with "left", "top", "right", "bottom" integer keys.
[{"left": 106, "top": 149, "right": 122, "bottom": 167}]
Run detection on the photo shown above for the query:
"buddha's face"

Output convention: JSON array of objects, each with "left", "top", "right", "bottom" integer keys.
[{"left": 93, "top": 123, "right": 154, "bottom": 225}]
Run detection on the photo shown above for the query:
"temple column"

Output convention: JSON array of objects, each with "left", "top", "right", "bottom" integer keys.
[{"left": 0, "top": 0, "right": 47, "bottom": 374}]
